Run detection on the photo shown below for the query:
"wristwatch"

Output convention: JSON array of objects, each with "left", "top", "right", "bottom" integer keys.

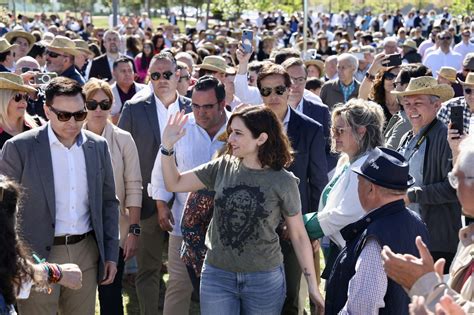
[
  {"left": 160, "top": 144, "right": 174, "bottom": 156},
  {"left": 129, "top": 224, "right": 141, "bottom": 236}
]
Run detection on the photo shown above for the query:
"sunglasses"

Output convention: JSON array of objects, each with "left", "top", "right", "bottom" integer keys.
[
  {"left": 150, "top": 71, "right": 174, "bottom": 81},
  {"left": 259, "top": 85, "right": 287, "bottom": 97},
  {"left": 331, "top": 126, "right": 351, "bottom": 136},
  {"left": 21, "top": 67, "right": 40, "bottom": 73},
  {"left": 12, "top": 93, "right": 30, "bottom": 102},
  {"left": 48, "top": 106, "right": 88, "bottom": 122},
  {"left": 464, "top": 88, "right": 473, "bottom": 95},
  {"left": 384, "top": 72, "right": 397, "bottom": 80},
  {"left": 439, "top": 36, "right": 452, "bottom": 41},
  {"left": 46, "top": 50, "right": 67, "bottom": 58},
  {"left": 179, "top": 73, "right": 191, "bottom": 81},
  {"left": 86, "top": 99, "right": 112, "bottom": 111}
]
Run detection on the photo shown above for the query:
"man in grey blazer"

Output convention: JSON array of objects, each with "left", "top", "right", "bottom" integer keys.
[
  {"left": 0, "top": 77, "right": 119, "bottom": 315},
  {"left": 118, "top": 51, "right": 192, "bottom": 315}
]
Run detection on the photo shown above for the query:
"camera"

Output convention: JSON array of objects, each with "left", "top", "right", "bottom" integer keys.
[{"left": 34, "top": 72, "right": 57, "bottom": 85}]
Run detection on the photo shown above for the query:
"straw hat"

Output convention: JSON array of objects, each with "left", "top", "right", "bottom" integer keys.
[
  {"left": 391, "top": 76, "right": 454, "bottom": 102},
  {"left": 303, "top": 49, "right": 325, "bottom": 76},
  {"left": 458, "top": 72, "right": 474, "bottom": 86},
  {"left": 46, "top": 35, "right": 81, "bottom": 57},
  {"left": 4, "top": 29, "right": 36, "bottom": 48},
  {"left": 197, "top": 56, "right": 235, "bottom": 75},
  {"left": 73, "top": 39, "right": 94, "bottom": 57},
  {"left": 0, "top": 73, "right": 37, "bottom": 93},
  {"left": 437, "top": 67, "right": 458, "bottom": 83},
  {"left": 296, "top": 39, "right": 317, "bottom": 50},
  {"left": 401, "top": 39, "right": 417, "bottom": 50},
  {"left": 0, "top": 38, "right": 18, "bottom": 54}
]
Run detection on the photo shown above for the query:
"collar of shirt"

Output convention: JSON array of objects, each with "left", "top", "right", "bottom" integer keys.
[
  {"left": 47, "top": 122, "right": 87, "bottom": 148},
  {"left": 154, "top": 91, "right": 179, "bottom": 111},
  {"left": 187, "top": 110, "right": 231, "bottom": 141},
  {"left": 282, "top": 106, "right": 291, "bottom": 130},
  {"left": 294, "top": 98, "right": 304, "bottom": 113}
]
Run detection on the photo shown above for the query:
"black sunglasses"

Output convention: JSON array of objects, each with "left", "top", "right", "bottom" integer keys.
[
  {"left": 384, "top": 72, "right": 397, "bottom": 80},
  {"left": 464, "top": 88, "right": 473, "bottom": 95},
  {"left": 12, "top": 93, "right": 30, "bottom": 102},
  {"left": 150, "top": 71, "right": 174, "bottom": 81},
  {"left": 439, "top": 36, "right": 452, "bottom": 41},
  {"left": 21, "top": 67, "right": 40, "bottom": 73},
  {"left": 259, "top": 85, "right": 287, "bottom": 97},
  {"left": 179, "top": 73, "right": 191, "bottom": 81},
  {"left": 86, "top": 99, "right": 112, "bottom": 111},
  {"left": 46, "top": 50, "right": 67, "bottom": 58},
  {"left": 48, "top": 106, "right": 88, "bottom": 122}
]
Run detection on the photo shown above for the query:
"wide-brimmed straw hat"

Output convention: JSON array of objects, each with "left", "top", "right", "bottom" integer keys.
[
  {"left": 46, "top": 35, "right": 81, "bottom": 57},
  {"left": 4, "top": 29, "right": 36, "bottom": 48},
  {"left": 0, "top": 73, "right": 37, "bottom": 93},
  {"left": 391, "top": 76, "right": 454, "bottom": 102},
  {"left": 458, "top": 72, "right": 474, "bottom": 86},
  {"left": 401, "top": 39, "right": 417, "bottom": 50},
  {"left": 73, "top": 39, "right": 94, "bottom": 57},
  {"left": 197, "top": 56, "right": 235, "bottom": 75},
  {"left": 0, "top": 38, "right": 18, "bottom": 54},
  {"left": 437, "top": 67, "right": 458, "bottom": 83},
  {"left": 303, "top": 49, "right": 325, "bottom": 76}
]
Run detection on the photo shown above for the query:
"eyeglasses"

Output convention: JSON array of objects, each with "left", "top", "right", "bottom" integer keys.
[
  {"left": 259, "top": 85, "right": 287, "bottom": 97},
  {"left": 179, "top": 73, "right": 191, "bottom": 81},
  {"left": 191, "top": 103, "right": 217, "bottom": 111},
  {"left": 331, "top": 126, "right": 351, "bottom": 136},
  {"left": 48, "top": 106, "right": 88, "bottom": 122},
  {"left": 150, "top": 71, "right": 174, "bottom": 81},
  {"left": 86, "top": 99, "right": 112, "bottom": 111},
  {"left": 12, "top": 93, "right": 30, "bottom": 102},
  {"left": 448, "top": 171, "right": 474, "bottom": 189},
  {"left": 46, "top": 50, "right": 67, "bottom": 58},
  {"left": 384, "top": 72, "right": 397, "bottom": 81},
  {"left": 439, "top": 36, "right": 452, "bottom": 41},
  {"left": 464, "top": 88, "right": 474, "bottom": 95},
  {"left": 21, "top": 67, "right": 40, "bottom": 73},
  {"left": 291, "top": 76, "right": 307, "bottom": 84}
]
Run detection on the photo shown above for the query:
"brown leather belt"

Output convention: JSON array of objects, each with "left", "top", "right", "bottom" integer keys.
[{"left": 53, "top": 231, "right": 93, "bottom": 246}]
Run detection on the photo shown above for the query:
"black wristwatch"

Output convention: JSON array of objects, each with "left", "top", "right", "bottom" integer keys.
[
  {"left": 129, "top": 224, "right": 141, "bottom": 236},
  {"left": 160, "top": 144, "right": 174, "bottom": 156}
]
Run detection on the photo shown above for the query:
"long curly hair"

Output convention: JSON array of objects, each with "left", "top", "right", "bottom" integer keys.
[
  {"left": 0, "top": 176, "right": 34, "bottom": 305},
  {"left": 226, "top": 106, "right": 294, "bottom": 170},
  {"left": 369, "top": 66, "right": 399, "bottom": 106}
]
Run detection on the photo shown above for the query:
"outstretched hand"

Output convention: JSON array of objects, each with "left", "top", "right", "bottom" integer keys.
[{"left": 162, "top": 111, "right": 189, "bottom": 149}]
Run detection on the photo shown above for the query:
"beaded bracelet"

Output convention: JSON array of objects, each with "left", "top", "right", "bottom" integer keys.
[{"left": 46, "top": 263, "right": 63, "bottom": 284}]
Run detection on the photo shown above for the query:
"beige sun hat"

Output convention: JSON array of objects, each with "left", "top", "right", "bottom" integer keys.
[
  {"left": 4, "top": 29, "right": 36, "bottom": 48},
  {"left": 73, "top": 39, "right": 94, "bottom": 57},
  {"left": 391, "top": 76, "right": 454, "bottom": 102},
  {"left": 46, "top": 35, "right": 81, "bottom": 57},
  {"left": 0, "top": 73, "right": 37, "bottom": 93},
  {"left": 437, "top": 66, "right": 458, "bottom": 83},
  {"left": 402, "top": 39, "right": 417, "bottom": 50},
  {"left": 458, "top": 72, "right": 474, "bottom": 86},
  {"left": 197, "top": 55, "right": 236, "bottom": 75},
  {"left": 0, "top": 38, "right": 18, "bottom": 54}
]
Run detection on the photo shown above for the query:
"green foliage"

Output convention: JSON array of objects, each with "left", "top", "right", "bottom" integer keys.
[{"left": 451, "top": 0, "right": 474, "bottom": 15}]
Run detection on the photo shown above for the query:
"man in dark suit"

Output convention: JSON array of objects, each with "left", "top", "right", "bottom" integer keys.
[
  {"left": 118, "top": 52, "right": 192, "bottom": 315},
  {"left": 257, "top": 63, "right": 328, "bottom": 315},
  {"left": 282, "top": 57, "right": 337, "bottom": 170},
  {"left": 0, "top": 77, "right": 119, "bottom": 315},
  {"left": 87, "top": 30, "right": 134, "bottom": 82}
]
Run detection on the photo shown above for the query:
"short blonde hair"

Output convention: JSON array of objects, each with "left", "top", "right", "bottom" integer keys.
[{"left": 82, "top": 78, "right": 114, "bottom": 103}]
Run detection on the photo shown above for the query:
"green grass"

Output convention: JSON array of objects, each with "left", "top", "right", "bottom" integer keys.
[{"left": 89, "top": 16, "right": 191, "bottom": 32}]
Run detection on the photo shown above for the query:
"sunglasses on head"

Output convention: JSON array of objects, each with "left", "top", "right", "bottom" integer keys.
[
  {"left": 86, "top": 99, "right": 112, "bottom": 111},
  {"left": 48, "top": 105, "right": 88, "bottom": 122},
  {"left": 46, "top": 50, "right": 66, "bottom": 58},
  {"left": 150, "top": 71, "right": 174, "bottom": 81},
  {"left": 259, "top": 85, "right": 287, "bottom": 97},
  {"left": 464, "top": 88, "right": 473, "bottom": 95},
  {"left": 21, "top": 67, "right": 40, "bottom": 73},
  {"left": 12, "top": 93, "right": 30, "bottom": 102},
  {"left": 384, "top": 72, "right": 397, "bottom": 80}
]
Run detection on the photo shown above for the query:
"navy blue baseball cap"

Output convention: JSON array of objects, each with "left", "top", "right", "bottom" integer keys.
[{"left": 352, "top": 147, "right": 415, "bottom": 190}]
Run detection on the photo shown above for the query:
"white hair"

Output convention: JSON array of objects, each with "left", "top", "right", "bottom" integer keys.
[
  {"left": 457, "top": 135, "right": 474, "bottom": 180},
  {"left": 383, "top": 36, "right": 398, "bottom": 46},
  {"left": 337, "top": 53, "right": 359, "bottom": 71}
]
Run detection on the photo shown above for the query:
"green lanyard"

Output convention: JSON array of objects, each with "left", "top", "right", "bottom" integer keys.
[{"left": 321, "top": 164, "right": 349, "bottom": 209}]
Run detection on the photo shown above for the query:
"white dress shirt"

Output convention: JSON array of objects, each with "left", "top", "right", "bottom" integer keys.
[
  {"left": 155, "top": 92, "right": 181, "bottom": 137},
  {"left": 453, "top": 41, "right": 474, "bottom": 60},
  {"left": 149, "top": 113, "right": 228, "bottom": 236},
  {"left": 423, "top": 49, "right": 463, "bottom": 77},
  {"left": 48, "top": 123, "right": 92, "bottom": 236}
]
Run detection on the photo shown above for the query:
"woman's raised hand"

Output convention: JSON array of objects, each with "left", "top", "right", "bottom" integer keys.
[{"left": 162, "top": 110, "right": 189, "bottom": 149}]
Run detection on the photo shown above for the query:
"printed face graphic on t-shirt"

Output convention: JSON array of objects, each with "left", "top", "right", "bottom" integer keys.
[{"left": 215, "top": 184, "right": 268, "bottom": 254}]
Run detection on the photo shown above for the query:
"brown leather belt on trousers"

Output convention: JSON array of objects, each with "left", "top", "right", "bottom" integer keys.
[{"left": 53, "top": 231, "right": 93, "bottom": 245}]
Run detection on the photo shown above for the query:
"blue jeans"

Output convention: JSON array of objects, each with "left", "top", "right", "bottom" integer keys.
[{"left": 200, "top": 263, "right": 286, "bottom": 315}]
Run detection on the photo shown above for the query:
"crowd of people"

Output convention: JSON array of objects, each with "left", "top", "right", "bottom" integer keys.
[{"left": 0, "top": 5, "right": 473, "bottom": 315}]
